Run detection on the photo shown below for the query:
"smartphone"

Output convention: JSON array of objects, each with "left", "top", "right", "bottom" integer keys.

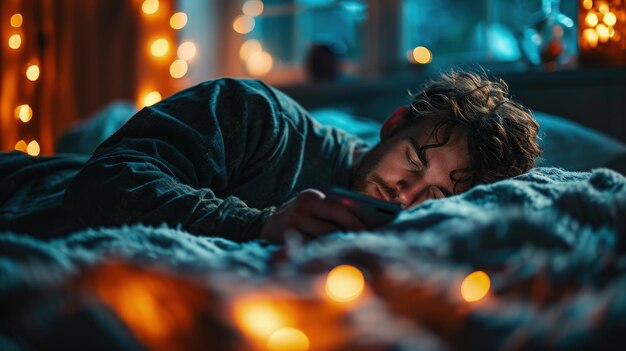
[{"left": 326, "top": 186, "right": 403, "bottom": 229}]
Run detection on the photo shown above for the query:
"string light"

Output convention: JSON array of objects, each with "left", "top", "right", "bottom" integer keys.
[
  {"left": 14, "top": 140, "right": 27, "bottom": 152},
  {"left": 603, "top": 12, "right": 617, "bottom": 27},
  {"left": 584, "top": 28, "right": 599, "bottom": 47},
  {"left": 233, "top": 297, "right": 292, "bottom": 341},
  {"left": 240, "top": 39, "right": 262, "bottom": 60},
  {"left": 246, "top": 51, "right": 273, "bottom": 76},
  {"left": 169, "top": 12, "right": 187, "bottom": 29},
  {"left": 169, "top": 59, "right": 188, "bottom": 78},
  {"left": 26, "top": 140, "right": 40, "bottom": 156},
  {"left": 325, "top": 265, "right": 365, "bottom": 303},
  {"left": 242, "top": 0, "right": 265, "bottom": 17},
  {"left": 233, "top": 15, "right": 255, "bottom": 34},
  {"left": 177, "top": 41, "right": 197, "bottom": 60},
  {"left": 412, "top": 46, "right": 432, "bottom": 64},
  {"left": 461, "top": 270, "right": 491, "bottom": 302},
  {"left": 586, "top": 12, "right": 599, "bottom": 27},
  {"left": 142, "top": 91, "right": 162, "bottom": 107},
  {"left": 10, "top": 14, "right": 23, "bottom": 27},
  {"left": 8, "top": 34, "right": 22, "bottom": 49},
  {"left": 150, "top": 38, "right": 169, "bottom": 57},
  {"left": 15, "top": 104, "right": 33, "bottom": 123},
  {"left": 142, "top": 0, "right": 159, "bottom": 15},
  {"left": 266, "top": 328, "right": 309, "bottom": 351},
  {"left": 26, "top": 65, "right": 40, "bottom": 81}
]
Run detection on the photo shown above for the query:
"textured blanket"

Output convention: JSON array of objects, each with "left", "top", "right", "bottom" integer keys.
[{"left": 1, "top": 167, "right": 625, "bottom": 351}]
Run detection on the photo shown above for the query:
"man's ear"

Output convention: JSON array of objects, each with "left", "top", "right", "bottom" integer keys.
[{"left": 380, "top": 106, "right": 409, "bottom": 140}]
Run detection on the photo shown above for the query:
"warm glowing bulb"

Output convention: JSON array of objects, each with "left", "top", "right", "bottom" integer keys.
[
  {"left": 15, "top": 104, "right": 32, "bottom": 122},
  {"left": 461, "top": 271, "right": 491, "bottom": 302},
  {"left": 583, "top": 0, "right": 593, "bottom": 10},
  {"left": 239, "top": 39, "right": 262, "bottom": 60},
  {"left": 596, "top": 23, "right": 610, "bottom": 42},
  {"left": 170, "top": 12, "right": 188, "bottom": 29},
  {"left": 142, "top": 0, "right": 159, "bottom": 15},
  {"left": 242, "top": 0, "right": 264, "bottom": 17},
  {"left": 8, "top": 34, "right": 22, "bottom": 49},
  {"left": 177, "top": 41, "right": 197, "bottom": 60},
  {"left": 10, "top": 14, "right": 23, "bottom": 28},
  {"left": 603, "top": 12, "right": 617, "bottom": 26},
  {"left": 412, "top": 46, "right": 432, "bottom": 64},
  {"left": 169, "top": 59, "right": 188, "bottom": 78},
  {"left": 584, "top": 28, "right": 599, "bottom": 47},
  {"left": 14, "top": 140, "right": 27, "bottom": 152},
  {"left": 233, "top": 298, "right": 289, "bottom": 340},
  {"left": 599, "top": 3, "right": 609, "bottom": 14},
  {"left": 143, "top": 91, "right": 162, "bottom": 107},
  {"left": 245, "top": 51, "right": 273, "bottom": 76},
  {"left": 267, "top": 328, "right": 310, "bottom": 351},
  {"left": 233, "top": 15, "right": 255, "bottom": 34},
  {"left": 586, "top": 12, "right": 599, "bottom": 27},
  {"left": 26, "top": 65, "right": 40, "bottom": 81},
  {"left": 325, "top": 265, "right": 365, "bottom": 303},
  {"left": 27, "top": 140, "right": 40, "bottom": 156},
  {"left": 150, "top": 38, "right": 169, "bottom": 57}
]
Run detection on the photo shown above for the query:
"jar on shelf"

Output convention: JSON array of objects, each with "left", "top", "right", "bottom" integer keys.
[{"left": 520, "top": 0, "right": 578, "bottom": 70}]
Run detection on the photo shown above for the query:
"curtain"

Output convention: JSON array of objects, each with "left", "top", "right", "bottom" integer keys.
[{"left": 1, "top": 0, "right": 176, "bottom": 154}]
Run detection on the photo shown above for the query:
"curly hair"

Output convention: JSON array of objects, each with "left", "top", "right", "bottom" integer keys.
[{"left": 403, "top": 70, "right": 541, "bottom": 191}]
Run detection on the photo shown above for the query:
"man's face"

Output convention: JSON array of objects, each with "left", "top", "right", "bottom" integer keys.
[{"left": 351, "top": 120, "right": 471, "bottom": 209}]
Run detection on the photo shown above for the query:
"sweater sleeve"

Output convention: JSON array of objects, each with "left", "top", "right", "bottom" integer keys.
[{"left": 63, "top": 79, "right": 285, "bottom": 242}]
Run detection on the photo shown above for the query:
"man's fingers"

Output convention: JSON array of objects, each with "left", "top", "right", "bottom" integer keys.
[
  {"left": 288, "top": 214, "right": 342, "bottom": 237},
  {"left": 312, "top": 201, "right": 366, "bottom": 231}
]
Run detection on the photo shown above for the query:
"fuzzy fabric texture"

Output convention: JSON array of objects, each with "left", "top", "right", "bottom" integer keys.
[{"left": 1, "top": 167, "right": 625, "bottom": 350}]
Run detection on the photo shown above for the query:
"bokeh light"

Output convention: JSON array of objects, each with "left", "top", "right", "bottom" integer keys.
[
  {"left": 233, "top": 15, "right": 255, "bottom": 34},
  {"left": 14, "top": 140, "right": 27, "bottom": 152},
  {"left": 583, "top": 0, "right": 593, "bottom": 10},
  {"left": 233, "top": 297, "right": 290, "bottom": 340},
  {"left": 586, "top": 12, "right": 599, "bottom": 27},
  {"left": 169, "top": 12, "right": 188, "bottom": 29},
  {"left": 142, "top": 91, "right": 162, "bottom": 107},
  {"left": 239, "top": 39, "right": 262, "bottom": 60},
  {"left": 8, "top": 34, "right": 22, "bottom": 49},
  {"left": 325, "top": 265, "right": 365, "bottom": 303},
  {"left": 150, "top": 38, "right": 169, "bottom": 57},
  {"left": 245, "top": 51, "right": 273, "bottom": 76},
  {"left": 599, "top": 3, "right": 609, "bottom": 14},
  {"left": 26, "top": 65, "right": 40, "bottom": 81},
  {"left": 15, "top": 104, "right": 33, "bottom": 123},
  {"left": 412, "top": 46, "right": 432, "bottom": 64},
  {"left": 142, "top": 0, "right": 159, "bottom": 15},
  {"left": 27, "top": 140, "right": 40, "bottom": 156},
  {"left": 584, "top": 28, "right": 599, "bottom": 47},
  {"left": 169, "top": 59, "right": 188, "bottom": 78},
  {"left": 461, "top": 270, "right": 491, "bottom": 302},
  {"left": 177, "top": 41, "right": 197, "bottom": 60},
  {"left": 596, "top": 23, "right": 610, "bottom": 42},
  {"left": 267, "top": 327, "right": 309, "bottom": 351},
  {"left": 603, "top": 12, "right": 617, "bottom": 26},
  {"left": 242, "top": 0, "right": 264, "bottom": 17},
  {"left": 10, "top": 14, "right": 23, "bottom": 28}
]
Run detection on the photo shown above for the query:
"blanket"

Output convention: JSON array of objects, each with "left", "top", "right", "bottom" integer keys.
[{"left": 1, "top": 167, "right": 625, "bottom": 350}]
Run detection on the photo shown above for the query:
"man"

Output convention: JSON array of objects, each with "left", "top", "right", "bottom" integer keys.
[{"left": 2, "top": 71, "right": 540, "bottom": 242}]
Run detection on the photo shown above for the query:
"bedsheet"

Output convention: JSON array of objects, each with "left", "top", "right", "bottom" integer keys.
[{"left": 1, "top": 167, "right": 625, "bottom": 350}]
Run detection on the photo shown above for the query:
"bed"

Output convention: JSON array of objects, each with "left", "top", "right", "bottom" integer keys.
[{"left": 1, "top": 101, "right": 626, "bottom": 350}]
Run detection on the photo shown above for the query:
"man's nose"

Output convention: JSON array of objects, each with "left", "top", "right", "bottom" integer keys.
[{"left": 396, "top": 178, "right": 426, "bottom": 208}]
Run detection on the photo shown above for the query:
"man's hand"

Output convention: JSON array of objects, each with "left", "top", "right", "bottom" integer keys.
[{"left": 260, "top": 189, "right": 366, "bottom": 243}]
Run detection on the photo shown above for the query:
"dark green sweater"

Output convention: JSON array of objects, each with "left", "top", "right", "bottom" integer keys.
[{"left": 63, "top": 79, "right": 367, "bottom": 241}]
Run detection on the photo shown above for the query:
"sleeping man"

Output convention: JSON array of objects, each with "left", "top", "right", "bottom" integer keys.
[{"left": 0, "top": 70, "right": 541, "bottom": 242}]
